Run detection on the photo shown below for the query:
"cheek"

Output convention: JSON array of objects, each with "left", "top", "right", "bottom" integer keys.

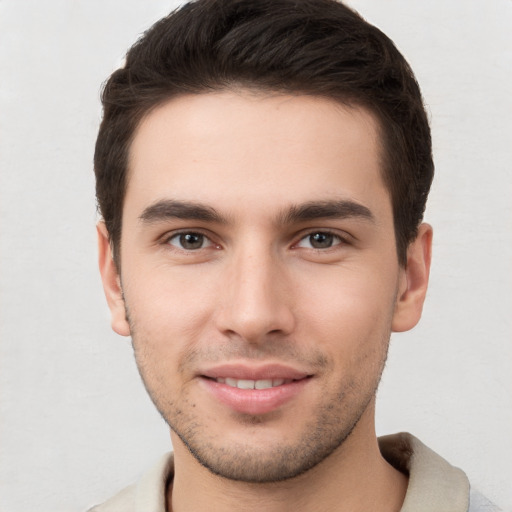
[
  {"left": 294, "top": 264, "right": 398, "bottom": 356},
  {"left": 123, "top": 265, "right": 218, "bottom": 351}
]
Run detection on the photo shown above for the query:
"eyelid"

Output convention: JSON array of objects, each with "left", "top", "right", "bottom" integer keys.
[
  {"left": 158, "top": 227, "right": 352, "bottom": 251},
  {"left": 292, "top": 229, "right": 352, "bottom": 249},
  {"left": 161, "top": 229, "right": 220, "bottom": 250}
]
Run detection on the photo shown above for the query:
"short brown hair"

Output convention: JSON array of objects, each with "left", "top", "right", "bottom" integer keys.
[{"left": 94, "top": 0, "right": 433, "bottom": 267}]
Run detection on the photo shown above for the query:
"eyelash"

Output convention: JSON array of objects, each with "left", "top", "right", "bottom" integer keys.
[
  {"left": 162, "top": 229, "right": 350, "bottom": 252},
  {"left": 293, "top": 230, "right": 349, "bottom": 250},
  {"left": 164, "top": 230, "right": 217, "bottom": 251}
]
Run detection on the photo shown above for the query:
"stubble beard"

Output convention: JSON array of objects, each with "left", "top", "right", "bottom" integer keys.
[
  {"left": 168, "top": 380, "right": 380, "bottom": 483},
  {"left": 130, "top": 333, "right": 389, "bottom": 484}
]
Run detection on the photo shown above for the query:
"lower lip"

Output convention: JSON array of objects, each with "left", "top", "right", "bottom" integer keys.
[{"left": 200, "top": 377, "right": 310, "bottom": 415}]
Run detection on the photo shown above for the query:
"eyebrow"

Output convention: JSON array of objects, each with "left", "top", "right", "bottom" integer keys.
[
  {"left": 138, "top": 198, "right": 374, "bottom": 226},
  {"left": 279, "top": 199, "right": 374, "bottom": 225},
  {"left": 139, "top": 199, "right": 228, "bottom": 224}
]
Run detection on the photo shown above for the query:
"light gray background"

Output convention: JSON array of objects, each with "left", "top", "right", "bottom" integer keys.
[{"left": 0, "top": 1, "right": 511, "bottom": 511}]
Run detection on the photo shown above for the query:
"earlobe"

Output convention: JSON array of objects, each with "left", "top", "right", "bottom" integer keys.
[
  {"left": 97, "top": 222, "right": 131, "bottom": 337},
  {"left": 392, "top": 223, "right": 433, "bottom": 332}
]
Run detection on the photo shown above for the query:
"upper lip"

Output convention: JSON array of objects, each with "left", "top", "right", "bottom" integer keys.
[{"left": 199, "top": 363, "right": 311, "bottom": 381}]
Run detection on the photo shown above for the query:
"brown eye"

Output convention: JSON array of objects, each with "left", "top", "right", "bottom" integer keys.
[{"left": 168, "top": 232, "right": 210, "bottom": 250}]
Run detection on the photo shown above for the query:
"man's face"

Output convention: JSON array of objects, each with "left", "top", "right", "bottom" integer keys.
[{"left": 100, "top": 91, "right": 425, "bottom": 482}]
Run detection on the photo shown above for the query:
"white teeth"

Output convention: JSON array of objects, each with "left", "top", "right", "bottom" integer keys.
[
  {"left": 237, "top": 379, "right": 255, "bottom": 389},
  {"left": 255, "top": 379, "right": 273, "bottom": 389},
  {"left": 216, "top": 378, "right": 291, "bottom": 389}
]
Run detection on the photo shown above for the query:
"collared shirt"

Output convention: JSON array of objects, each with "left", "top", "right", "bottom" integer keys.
[{"left": 88, "top": 433, "right": 500, "bottom": 511}]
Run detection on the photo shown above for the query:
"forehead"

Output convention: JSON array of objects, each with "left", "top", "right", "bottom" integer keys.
[{"left": 125, "top": 91, "right": 390, "bottom": 223}]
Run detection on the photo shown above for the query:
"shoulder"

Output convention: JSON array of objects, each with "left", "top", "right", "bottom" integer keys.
[
  {"left": 378, "top": 433, "right": 501, "bottom": 512},
  {"left": 379, "top": 432, "right": 470, "bottom": 511},
  {"left": 86, "top": 452, "right": 174, "bottom": 512},
  {"left": 87, "top": 484, "right": 137, "bottom": 512}
]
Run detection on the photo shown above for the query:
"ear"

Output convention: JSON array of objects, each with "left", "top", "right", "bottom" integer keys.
[
  {"left": 97, "top": 222, "right": 131, "bottom": 337},
  {"left": 392, "top": 223, "right": 433, "bottom": 332}
]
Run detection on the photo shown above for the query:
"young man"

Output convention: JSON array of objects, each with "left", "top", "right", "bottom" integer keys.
[{"left": 91, "top": 1, "right": 498, "bottom": 510}]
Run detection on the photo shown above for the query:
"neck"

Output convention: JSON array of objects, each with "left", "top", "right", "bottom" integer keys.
[{"left": 167, "top": 406, "right": 407, "bottom": 512}]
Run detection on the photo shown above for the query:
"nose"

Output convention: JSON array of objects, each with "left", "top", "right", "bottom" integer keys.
[{"left": 214, "top": 246, "right": 296, "bottom": 344}]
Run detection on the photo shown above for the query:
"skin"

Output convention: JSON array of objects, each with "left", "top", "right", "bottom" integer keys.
[{"left": 98, "top": 91, "right": 432, "bottom": 512}]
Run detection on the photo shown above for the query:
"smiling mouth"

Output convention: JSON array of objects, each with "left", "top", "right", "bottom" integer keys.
[
  {"left": 200, "top": 373, "right": 312, "bottom": 414},
  {"left": 213, "top": 377, "right": 295, "bottom": 389}
]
